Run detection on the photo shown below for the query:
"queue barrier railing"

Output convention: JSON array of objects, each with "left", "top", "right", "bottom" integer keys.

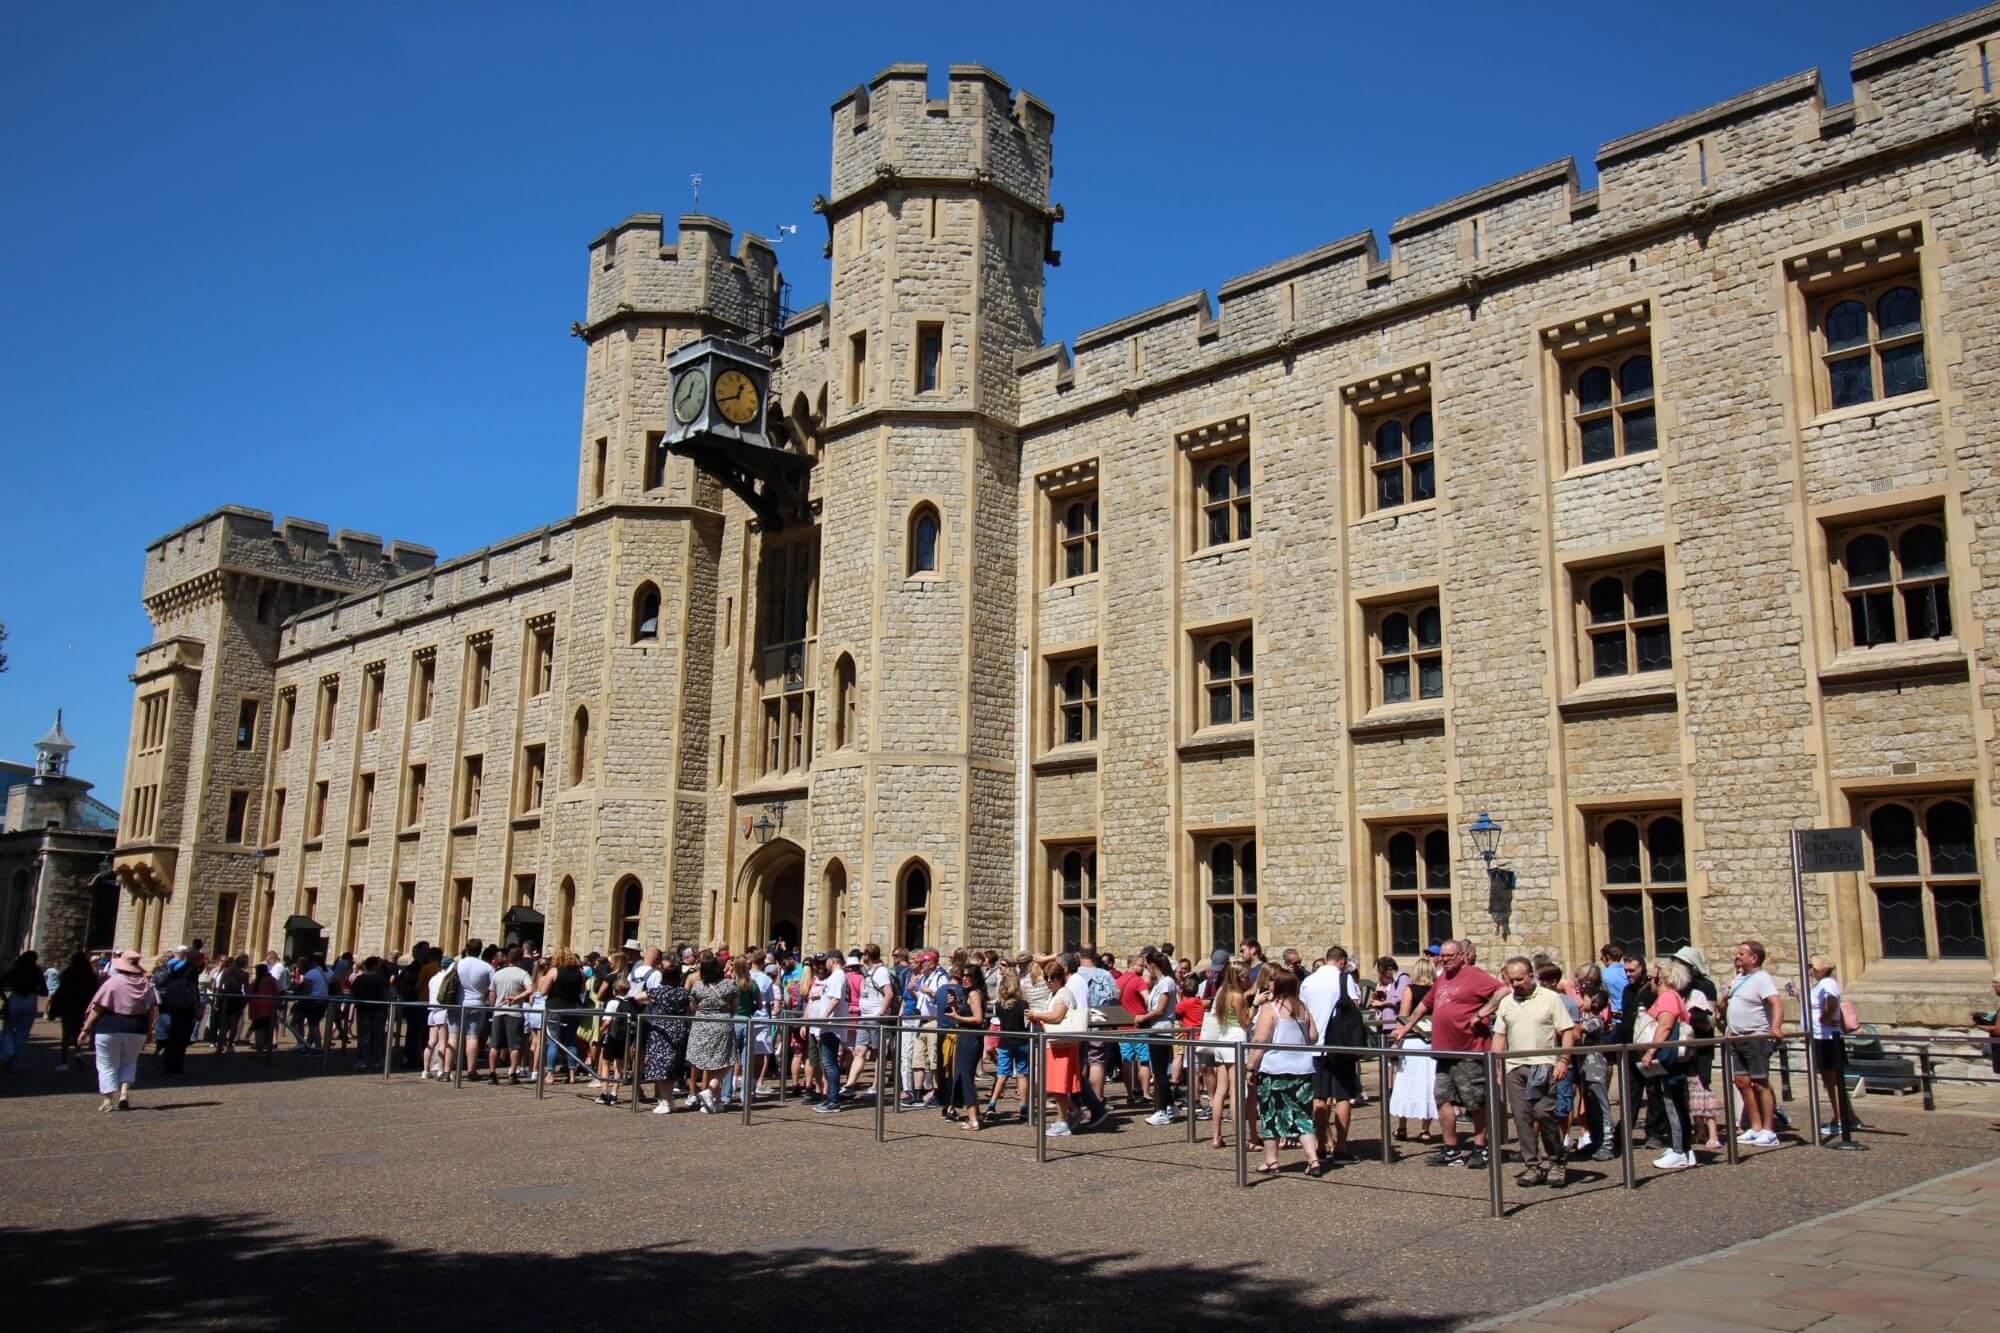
[{"left": 173, "top": 993, "right": 2000, "bottom": 1219}]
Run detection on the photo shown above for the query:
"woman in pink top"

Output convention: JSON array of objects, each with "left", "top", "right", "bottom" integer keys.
[
  {"left": 1638, "top": 960, "right": 1696, "bottom": 1170},
  {"left": 78, "top": 951, "right": 158, "bottom": 1112}
]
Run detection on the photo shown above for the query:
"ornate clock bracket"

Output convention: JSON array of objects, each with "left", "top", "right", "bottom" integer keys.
[{"left": 662, "top": 336, "right": 815, "bottom": 530}]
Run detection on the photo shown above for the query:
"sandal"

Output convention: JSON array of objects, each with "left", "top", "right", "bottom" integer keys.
[
  {"left": 1255, "top": 1161, "right": 1280, "bottom": 1175},
  {"left": 1307, "top": 1160, "right": 1327, "bottom": 1178}
]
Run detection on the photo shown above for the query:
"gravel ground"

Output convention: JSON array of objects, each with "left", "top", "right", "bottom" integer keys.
[{"left": 3, "top": 1022, "right": 1993, "bottom": 1329}]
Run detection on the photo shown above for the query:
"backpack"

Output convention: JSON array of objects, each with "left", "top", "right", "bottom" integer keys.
[
  {"left": 436, "top": 963, "right": 462, "bottom": 1006},
  {"left": 1084, "top": 967, "right": 1117, "bottom": 1009},
  {"left": 1325, "top": 993, "right": 1369, "bottom": 1050}
]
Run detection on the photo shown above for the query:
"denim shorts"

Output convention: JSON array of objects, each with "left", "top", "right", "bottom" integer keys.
[{"left": 996, "top": 1045, "right": 1029, "bottom": 1076}]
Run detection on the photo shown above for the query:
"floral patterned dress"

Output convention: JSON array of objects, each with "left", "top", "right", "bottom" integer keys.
[
  {"left": 642, "top": 985, "right": 691, "bottom": 1083},
  {"left": 686, "top": 979, "right": 738, "bottom": 1071}
]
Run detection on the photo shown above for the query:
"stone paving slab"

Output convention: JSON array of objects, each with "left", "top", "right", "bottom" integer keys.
[{"left": 1482, "top": 1155, "right": 2000, "bottom": 1331}]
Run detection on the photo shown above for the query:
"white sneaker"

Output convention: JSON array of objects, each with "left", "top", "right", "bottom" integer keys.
[
  {"left": 1751, "top": 1129, "right": 1780, "bottom": 1146},
  {"left": 651, "top": 1101, "right": 673, "bottom": 1115},
  {"left": 1734, "top": 1130, "right": 1760, "bottom": 1143},
  {"left": 1652, "top": 1150, "right": 1694, "bottom": 1170},
  {"left": 1046, "top": 1120, "right": 1073, "bottom": 1137},
  {"left": 1145, "top": 1109, "right": 1175, "bottom": 1126},
  {"left": 682, "top": 1094, "right": 700, "bottom": 1109}
]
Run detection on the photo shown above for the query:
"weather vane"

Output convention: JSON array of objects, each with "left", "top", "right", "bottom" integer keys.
[{"left": 690, "top": 172, "right": 703, "bottom": 207}]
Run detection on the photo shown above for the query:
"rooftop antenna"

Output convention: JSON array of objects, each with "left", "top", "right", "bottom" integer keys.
[{"left": 690, "top": 172, "right": 703, "bottom": 208}]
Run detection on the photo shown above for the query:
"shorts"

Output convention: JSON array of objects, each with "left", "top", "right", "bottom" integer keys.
[
  {"left": 854, "top": 1017, "right": 884, "bottom": 1050},
  {"left": 1811, "top": 1036, "right": 1847, "bottom": 1074},
  {"left": 1084, "top": 1040, "right": 1115, "bottom": 1069},
  {"left": 427, "top": 1009, "right": 446, "bottom": 1028},
  {"left": 1432, "top": 1051, "right": 1488, "bottom": 1111},
  {"left": 452, "top": 1005, "right": 487, "bottom": 1034},
  {"left": 1733, "top": 1036, "right": 1775, "bottom": 1078},
  {"left": 489, "top": 1012, "right": 525, "bottom": 1052},
  {"left": 910, "top": 1028, "right": 937, "bottom": 1071},
  {"left": 1120, "top": 1040, "right": 1149, "bottom": 1065},
  {"left": 996, "top": 1044, "right": 1030, "bottom": 1077},
  {"left": 1313, "top": 1054, "right": 1362, "bottom": 1103}
]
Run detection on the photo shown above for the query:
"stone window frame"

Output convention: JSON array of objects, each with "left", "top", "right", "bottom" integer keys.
[
  {"left": 317, "top": 675, "right": 340, "bottom": 743},
  {"left": 273, "top": 688, "right": 295, "bottom": 753},
  {"left": 908, "top": 315, "right": 948, "bottom": 398},
  {"left": 643, "top": 431, "right": 669, "bottom": 491},
  {"left": 446, "top": 879, "right": 473, "bottom": 955},
  {"left": 896, "top": 858, "right": 932, "bottom": 952},
  {"left": 1782, "top": 222, "right": 1935, "bottom": 422},
  {"left": 1179, "top": 415, "right": 1253, "bottom": 556},
  {"left": 846, "top": 328, "right": 869, "bottom": 411},
  {"left": 235, "top": 695, "right": 262, "bottom": 751},
  {"left": 352, "top": 772, "right": 375, "bottom": 836},
  {"left": 1196, "top": 831, "right": 1258, "bottom": 956},
  {"left": 1369, "top": 820, "right": 1455, "bottom": 958},
  {"left": 906, "top": 501, "right": 945, "bottom": 579},
  {"left": 358, "top": 664, "right": 384, "bottom": 734},
  {"left": 526, "top": 617, "right": 555, "bottom": 700},
  {"left": 760, "top": 693, "right": 813, "bottom": 780},
  {"left": 1037, "top": 459, "right": 1101, "bottom": 588},
  {"left": 1049, "top": 842, "right": 1099, "bottom": 954},
  {"left": 518, "top": 744, "right": 546, "bottom": 816},
  {"left": 224, "top": 788, "right": 251, "bottom": 846},
  {"left": 1571, "top": 555, "right": 1674, "bottom": 685},
  {"left": 411, "top": 649, "right": 436, "bottom": 724},
  {"left": 1363, "top": 594, "right": 1445, "bottom": 713},
  {"left": 568, "top": 707, "right": 590, "bottom": 787},
  {"left": 1539, "top": 304, "right": 1660, "bottom": 478},
  {"left": 466, "top": 634, "right": 494, "bottom": 711},
  {"left": 1045, "top": 645, "right": 1099, "bottom": 751},
  {"left": 1851, "top": 787, "right": 1988, "bottom": 967},
  {"left": 403, "top": 763, "right": 427, "bottom": 829},
  {"left": 1339, "top": 364, "right": 1434, "bottom": 524},
  {"left": 338, "top": 884, "right": 365, "bottom": 956},
  {"left": 1190, "top": 620, "right": 1255, "bottom": 735},
  {"left": 458, "top": 753, "right": 484, "bottom": 826},
  {"left": 308, "top": 780, "right": 329, "bottom": 843},
  {"left": 265, "top": 786, "right": 287, "bottom": 847},
  {"left": 1586, "top": 806, "right": 1691, "bottom": 962},
  {"left": 1827, "top": 507, "right": 1956, "bottom": 653},
  {"left": 631, "top": 581, "right": 662, "bottom": 644},
  {"left": 832, "top": 653, "right": 858, "bottom": 751},
  {"left": 391, "top": 881, "right": 417, "bottom": 957}
]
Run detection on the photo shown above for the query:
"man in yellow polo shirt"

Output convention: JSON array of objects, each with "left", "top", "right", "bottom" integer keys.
[{"left": 1492, "top": 956, "right": 1577, "bottom": 1188}]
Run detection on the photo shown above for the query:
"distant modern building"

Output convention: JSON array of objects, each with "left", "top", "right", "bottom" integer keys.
[
  {"left": 110, "top": 6, "right": 2000, "bottom": 1025},
  {"left": 0, "top": 712, "right": 119, "bottom": 960}
]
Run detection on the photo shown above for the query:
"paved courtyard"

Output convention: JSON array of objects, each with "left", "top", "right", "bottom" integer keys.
[{"left": 2, "top": 1021, "right": 1996, "bottom": 1329}]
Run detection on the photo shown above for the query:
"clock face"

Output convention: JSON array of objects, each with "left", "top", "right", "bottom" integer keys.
[
  {"left": 672, "top": 368, "right": 708, "bottom": 424},
  {"left": 714, "top": 367, "right": 761, "bottom": 426}
]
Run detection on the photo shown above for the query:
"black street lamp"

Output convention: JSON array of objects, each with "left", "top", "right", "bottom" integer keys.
[{"left": 1467, "top": 811, "right": 1515, "bottom": 890}]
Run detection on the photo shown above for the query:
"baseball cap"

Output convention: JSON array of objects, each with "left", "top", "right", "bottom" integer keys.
[
  {"left": 1209, "top": 948, "right": 1229, "bottom": 970},
  {"left": 1425, "top": 943, "right": 1442, "bottom": 956}
]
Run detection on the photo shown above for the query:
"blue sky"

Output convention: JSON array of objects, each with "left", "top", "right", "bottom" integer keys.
[{"left": 0, "top": 0, "right": 1970, "bottom": 793}]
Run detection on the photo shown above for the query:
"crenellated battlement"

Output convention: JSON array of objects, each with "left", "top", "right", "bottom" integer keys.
[
  {"left": 582, "top": 212, "right": 782, "bottom": 341},
  {"left": 827, "top": 62, "right": 1054, "bottom": 215},
  {"left": 142, "top": 506, "right": 436, "bottom": 607},
  {"left": 1014, "top": 4, "right": 2000, "bottom": 424}
]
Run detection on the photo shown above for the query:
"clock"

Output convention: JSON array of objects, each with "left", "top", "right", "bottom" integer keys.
[
  {"left": 714, "top": 368, "right": 761, "bottom": 426},
  {"left": 672, "top": 367, "right": 708, "bottom": 425}
]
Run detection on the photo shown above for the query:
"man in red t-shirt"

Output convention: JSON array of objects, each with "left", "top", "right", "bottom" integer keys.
[
  {"left": 1115, "top": 959, "right": 1151, "bottom": 1106},
  {"left": 1393, "top": 938, "right": 1504, "bottom": 1169}
]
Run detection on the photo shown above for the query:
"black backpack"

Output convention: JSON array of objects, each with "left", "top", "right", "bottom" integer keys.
[{"left": 1326, "top": 990, "right": 1369, "bottom": 1050}]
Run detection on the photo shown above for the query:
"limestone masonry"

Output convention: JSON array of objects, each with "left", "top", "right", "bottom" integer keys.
[{"left": 111, "top": 7, "right": 2000, "bottom": 1023}]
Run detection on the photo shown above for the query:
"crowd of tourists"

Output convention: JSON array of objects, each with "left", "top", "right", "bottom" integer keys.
[{"left": 0, "top": 930, "right": 1899, "bottom": 1187}]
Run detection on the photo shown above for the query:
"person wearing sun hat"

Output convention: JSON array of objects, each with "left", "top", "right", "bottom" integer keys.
[
  {"left": 1671, "top": 945, "right": 1718, "bottom": 1005},
  {"left": 79, "top": 951, "right": 158, "bottom": 1112}
]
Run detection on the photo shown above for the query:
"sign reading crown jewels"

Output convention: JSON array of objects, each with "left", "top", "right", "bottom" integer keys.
[{"left": 664, "top": 336, "right": 812, "bottom": 528}]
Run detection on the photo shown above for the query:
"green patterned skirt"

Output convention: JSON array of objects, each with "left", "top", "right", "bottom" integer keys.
[{"left": 1257, "top": 1073, "right": 1314, "bottom": 1138}]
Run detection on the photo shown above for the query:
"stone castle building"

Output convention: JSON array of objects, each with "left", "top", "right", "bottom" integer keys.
[{"left": 113, "top": 7, "right": 2000, "bottom": 1021}]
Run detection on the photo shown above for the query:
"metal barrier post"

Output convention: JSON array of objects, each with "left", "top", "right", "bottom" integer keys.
[
  {"left": 1378, "top": 1046, "right": 1394, "bottom": 1164},
  {"left": 1033, "top": 1031, "right": 1047, "bottom": 1164},
  {"left": 1719, "top": 1036, "right": 1740, "bottom": 1166},
  {"left": 874, "top": 1018, "right": 888, "bottom": 1143},
  {"left": 630, "top": 1010, "right": 647, "bottom": 1115},
  {"left": 383, "top": 1001, "right": 395, "bottom": 1080},
  {"left": 1778, "top": 1036, "right": 1794, "bottom": 1103},
  {"left": 892, "top": 1016, "right": 904, "bottom": 1115},
  {"left": 743, "top": 1016, "right": 757, "bottom": 1126},
  {"left": 534, "top": 1008, "right": 548, "bottom": 1101},
  {"left": 1618, "top": 1049, "right": 1637, "bottom": 1190},
  {"left": 1188, "top": 1036, "right": 1200, "bottom": 1146},
  {"left": 1485, "top": 1051, "right": 1506, "bottom": 1219},
  {"left": 1920, "top": 1048, "right": 1936, "bottom": 1111},
  {"left": 1234, "top": 1056, "right": 1249, "bottom": 1188},
  {"left": 453, "top": 1003, "right": 466, "bottom": 1089},
  {"left": 777, "top": 1017, "right": 788, "bottom": 1106}
]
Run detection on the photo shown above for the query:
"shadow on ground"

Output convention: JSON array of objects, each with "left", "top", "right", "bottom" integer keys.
[{"left": 7, "top": 1212, "right": 1452, "bottom": 1330}]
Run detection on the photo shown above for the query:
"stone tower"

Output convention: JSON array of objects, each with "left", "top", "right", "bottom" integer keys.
[
  {"left": 557, "top": 216, "right": 781, "bottom": 948},
  {"left": 784, "top": 65, "right": 1057, "bottom": 951}
]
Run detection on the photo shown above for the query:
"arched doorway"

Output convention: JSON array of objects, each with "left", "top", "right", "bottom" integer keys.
[{"left": 736, "top": 839, "right": 804, "bottom": 952}]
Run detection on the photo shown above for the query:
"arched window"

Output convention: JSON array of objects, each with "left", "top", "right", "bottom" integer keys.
[
  {"left": 557, "top": 876, "right": 576, "bottom": 949},
  {"left": 1199, "top": 454, "right": 1253, "bottom": 547},
  {"left": 1055, "top": 846, "right": 1097, "bottom": 951},
  {"left": 1580, "top": 562, "right": 1672, "bottom": 680},
  {"left": 1818, "top": 282, "right": 1927, "bottom": 409},
  {"left": 1053, "top": 655, "right": 1099, "bottom": 746},
  {"left": 1378, "top": 825, "right": 1452, "bottom": 955},
  {"left": 1060, "top": 497, "right": 1100, "bottom": 580},
  {"left": 833, "top": 654, "right": 857, "bottom": 750},
  {"left": 908, "top": 505, "right": 941, "bottom": 576},
  {"left": 1372, "top": 600, "right": 1444, "bottom": 706},
  {"left": 613, "top": 877, "right": 643, "bottom": 948},
  {"left": 569, "top": 707, "right": 590, "bottom": 786},
  {"left": 821, "top": 860, "right": 848, "bottom": 950},
  {"left": 1837, "top": 516, "right": 1952, "bottom": 648},
  {"left": 1366, "top": 406, "right": 1436, "bottom": 511},
  {"left": 631, "top": 583, "right": 661, "bottom": 643},
  {"left": 1569, "top": 352, "right": 1657, "bottom": 466},
  {"left": 1202, "top": 836, "right": 1257, "bottom": 953},
  {"left": 1593, "top": 811, "right": 1690, "bottom": 958},
  {"left": 897, "top": 862, "right": 931, "bottom": 951},
  {"left": 1200, "top": 632, "right": 1254, "bottom": 727},
  {"left": 1862, "top": 795, "right": 1984, "bottom": 961}
]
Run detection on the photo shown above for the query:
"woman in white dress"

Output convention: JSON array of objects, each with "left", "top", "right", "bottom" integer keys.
[
  {"left": 1389, "top": 957, "right": 1438, "bottom": 1141},
  {"left": 1198, "top": 962, "right": 1249, "bottom": 1149}
]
